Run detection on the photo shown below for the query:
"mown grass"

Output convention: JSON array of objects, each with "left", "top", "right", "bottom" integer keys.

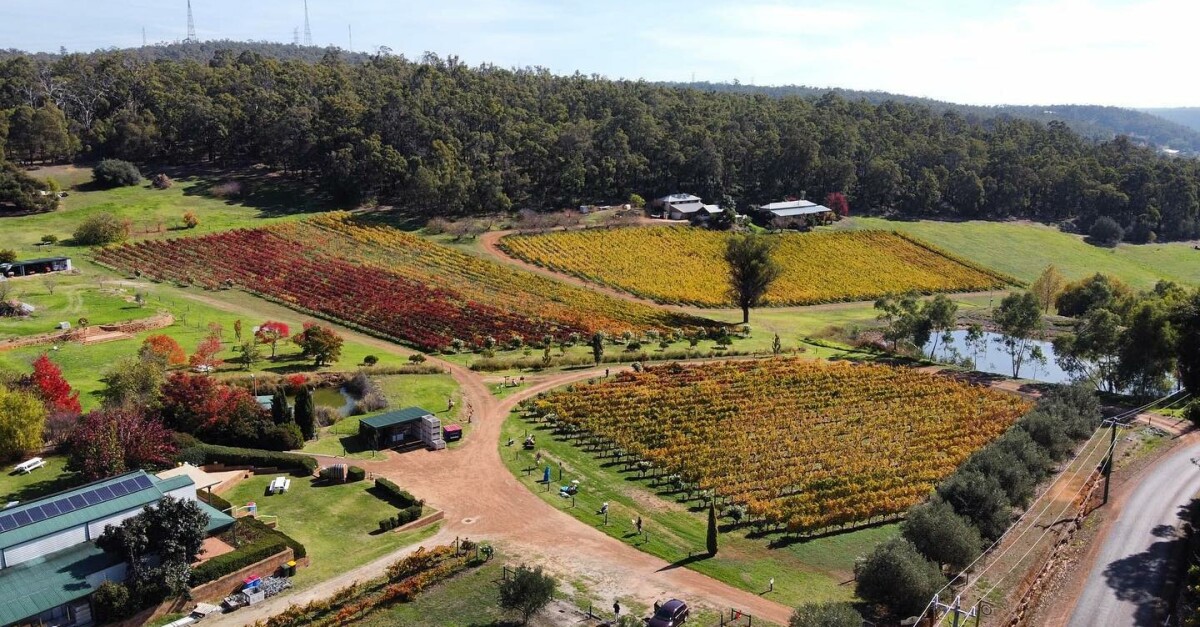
[
  {"left": 499, "top": 412, "right": 896, "bottom": 609},
  {"left": 0, "top": 265, "right": 441, "bottom": 410},
  {"left": 0, "top": 273, "right": 152, "bottom": 338},
  {"left": 302, "top": 374, "right": 464, "bottom": 459},
  {"left": 1, "top": 164, "right": 342, "bottom": 253},
  {"left": 219, "top": 474, "right": 441, "bottom": 590},
  {"left": 0, "top": 455, "right": 79, "bottom": 503},
  {"left": 839, "top": 217, "right": 1200, "bottom": 288}
]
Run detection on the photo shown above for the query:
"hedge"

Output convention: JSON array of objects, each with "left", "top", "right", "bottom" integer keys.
[
  {"left": 177, "top": 443, "right": 318, "bottom": 476},
  {"left": 348, "top": 466, "right": 366, "bottom": 482},
  {"left": 374, "top": 478, "right": 422, "bottom": 508},
  {"left": 378, "top": 505, "right": 425, "bottom": 531},
  {"left": 198, "top": 490, "right": 232, "bottom": 511},
  {"left": 241, "top": 515, "right": 307, "bottom": 559},
  {"left": 191, "top": 537, "right": 288, "bottom": 585}
]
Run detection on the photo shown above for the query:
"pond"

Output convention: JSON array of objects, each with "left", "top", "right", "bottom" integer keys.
[
  {"left": 923, "top": 330, "right": 1071, "bottom": 383},
  {"left": 288, "top": 387, "right": 355, "bottom": 417}
]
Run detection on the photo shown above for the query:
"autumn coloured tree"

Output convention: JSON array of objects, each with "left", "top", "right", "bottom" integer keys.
[
  {"left": 255, "top": 321, "right": 290, "bottom": 358},
  {"left": 66, "top": 406, "right": 177, "bottom": 481},
  {"left": 160, "top": 373, "right": 235, "bottom": 434},
  {"left": 825, "top": 192, "right": 850, "bottom": 217},
  {"left": 189, "top": 334, "right": 223, "bottom": 370},
  {"left": 26, "top": 353, "right": 81, "bottom": 415},
  {"left": 293, "top": 322, "right": 343, "bottom": 367},
  {"left": 140, "top": 334, "right": 187, "bottom": 366}
]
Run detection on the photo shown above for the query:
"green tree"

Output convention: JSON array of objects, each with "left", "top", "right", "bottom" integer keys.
[
  {"left": 993, "top": 292, "right": 1045, "bottom": 378},
  {"left": 0, "top": 385, "right": 46, "bottom": 461},
  {"left": 788, "top": 602, "right": 863, "bottom": 627},
  {"left": 1030, "top": 265, "right": 1067, "bottom": 313},
  {"left": 294, "top": 386, "right": 316, "bottom": 440},
  {"left": 590, "top": 331, "right": 605, "bottom": 365},
  {"left": 963, "top": 323, "right": 987, "bottom": 370},
  {"left": 92, "top": 159, "right": 143, "bottom": 187},
  {"left": 293, "top": 323, "right": 343, "bottom": 367},
  {"left": 100, "top": 354, "right": 167, "bottom": 408},
  {"left": 270, "top": 390, "right": 291, "bottom": 425},
  {"left": 1053, "top": 308, "right": 1123, "bottom": 391},
  {"left": 936, "top": 470, "right": 1012, "bottom": 540},
  {"left": 901, "top": 499, "right": 982, "bottom": 572},
  {"left": 724, "top": 233, "right": 781, "bottom": 324},
  {"left": 772, "top": 333, "right": 783, "bottom": 356},
  {"left": 855, "top": 537, "right": 947, "bottom": 618},
  {"left": 1089, "top": 216, "right": 1124, "bottom": 246},
  {"left": 1117, "top": 300, "right": 1177, "bottom": 397},
  {"left": 706, "top": 499, "right": 719, "bottom": 556},
  {"left": 875, "top": 292, "right": 923, "bottom": 352},
  {"left": 97, "top": 496, "right": 208, "bottom": 601},
  {"left": 73, "top": 212, "right": 129, "bottom": 245},
  {"left": 922, "top": 294, "right": 959, "bottom": 359},
  {"left": 1175, "top": 291, "right": 1200, "bottom": 396},
  {"left": 498, "top": 564, "right": 557, "bottom": 624},
  {"left": 239, "top": 340, "right": 262, "bottom": 370}
]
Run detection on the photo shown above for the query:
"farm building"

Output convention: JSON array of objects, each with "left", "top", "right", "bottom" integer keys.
[
  {"left": 358, "top": 407, "right": 446, "bottom": 451},
  {"left": 0, "top": 470, "right": 233, "bottom": 627},
  {"left": 0, "top": 257, "right": 72, "bottom": 278},
  {"left": 759, "top": 199, "right": 833, "bottom": 220}
]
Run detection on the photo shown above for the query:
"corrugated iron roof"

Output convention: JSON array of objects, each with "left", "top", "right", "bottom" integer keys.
[
  {"left": 360, "top": 407, "right": 434, "bottom": 429},
  {"left": 0, "top": 542, "right": 122, "bottom": 625}
]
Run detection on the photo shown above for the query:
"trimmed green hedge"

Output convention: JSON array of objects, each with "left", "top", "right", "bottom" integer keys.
[
  {"left": 198, "top": 490, "right": 232, "bottom": 511},
  {"left": 178, "top": 443, "right": 318, "bottom": 476},
  {"left": 348, "top": 466, "right": 366, "bottom": 482},
  {"left": 241, "top": 515, "right": 307, "bottom": 559},
  {"left": 374, "top": 478, "right": 422, "bottom": 508},
  {"left": 191, "top": 537, "right": 288, "bottom": 585},
  {"left": 378, "top": 505, "right": 425, "bottom": 531}
]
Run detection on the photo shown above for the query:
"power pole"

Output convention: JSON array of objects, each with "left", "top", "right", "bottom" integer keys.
[
  {"left": 1102, "top": 418, "right": 1119, "bottom": 504},
  {"left": 185, "top": 0, "right": 197, "bottom": 42},
  {"left": 303, "top": 0, "right": 313, "bottom": 46},
  {"left": 932, "top": 595, "right": 979, "bottom": 627}
]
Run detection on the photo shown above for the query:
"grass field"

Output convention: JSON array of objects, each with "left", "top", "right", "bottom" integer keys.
[
  {"left": 0, "top": 268, "right": 435, "bottom": 410},
  {"left": 499, "top": 227, "right": 1012, "bottom": 307},
  {"left": 840, "top": 217, "right": 1200, "bottom": 288},
  {"left": 0, "top": 165, "right": 342, "bottom": 254},
  {"left": 0, "top": 273, "right": 154, "bottom": 338},
  {"left": 499, "top": 412, "right": 897, "bottom": 608},
  {"left": 303, "top": 374, "right": 463, "bottom": 459},
  {"left": 0, "top": 455, "right": 79, "bottom": 503},
  {"left": 220, "top": 474, "right": 441, "bottom": 589}
]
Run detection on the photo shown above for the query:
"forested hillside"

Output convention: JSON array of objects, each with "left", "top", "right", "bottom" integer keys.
[
  {"left": 672, "top": 82, "right": 1200, "bottom": 153},
  {"left": 1, "top": 46, "right": 1199, "bottom": 241},
  {"left": 1142, "top": 108, "right": 1200, "bottom": 134}
]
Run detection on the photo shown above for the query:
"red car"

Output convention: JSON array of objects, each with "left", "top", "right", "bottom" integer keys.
[{"left": 648, "top": 599, "right": 689, "bottom": 627}]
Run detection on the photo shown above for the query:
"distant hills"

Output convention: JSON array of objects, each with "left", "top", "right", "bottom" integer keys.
[{"left": 666, "top": 82, "right": 1200, "bottom": 154}]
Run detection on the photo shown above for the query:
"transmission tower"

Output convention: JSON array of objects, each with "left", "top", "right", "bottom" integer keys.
[
  {"left": 185, "top": 0, "right": 197, "bottom": 42},
  {"left": 293, "top": 27, "right": 300, "bottom": 45},
  {"left": 303, "top": 0, "right": 313, "bottom": 46}
]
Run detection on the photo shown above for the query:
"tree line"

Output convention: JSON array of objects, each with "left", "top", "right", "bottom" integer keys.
[{"left": 1, "top": 47, "right": 1199, "bottom": 241}]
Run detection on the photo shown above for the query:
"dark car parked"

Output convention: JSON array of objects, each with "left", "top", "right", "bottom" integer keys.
[{"left": 648, "top": 599, "right": 689, "bottom": 627}]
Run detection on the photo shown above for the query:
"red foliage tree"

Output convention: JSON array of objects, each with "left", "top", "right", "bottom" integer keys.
[
  {"left": 825, "top": 192, "right": 850, "bottom": 217},
  {"left": 161, "top": 372, "right": 235, "bottom": 433},
  {"left": 66, "top": 406, "right": 177, "bottom": 481},
  {"left": 255, "top": 321, "right": 290, "bottom": 358},
  {"left": 27, "top": 354, "right": 81, "bottom": 415},
  {"left": 141, "top": 334, "right": 187, "bottom": 366},
  {"left": 189, "top": 334, "right": 224, "bottom": 370}
]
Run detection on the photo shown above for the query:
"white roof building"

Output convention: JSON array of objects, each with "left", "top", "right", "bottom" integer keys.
[{"left": 760, "top": 199, "right": 833, "bottom": 218}]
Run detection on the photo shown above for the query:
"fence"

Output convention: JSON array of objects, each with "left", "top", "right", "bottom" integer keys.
[{"left": 718, "top": 608, "right": 754, "bottom": 626}]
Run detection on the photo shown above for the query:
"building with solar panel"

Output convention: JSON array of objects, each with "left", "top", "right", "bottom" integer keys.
[{"left": 0, "top": 470, "right": 234, "bottom": 627}]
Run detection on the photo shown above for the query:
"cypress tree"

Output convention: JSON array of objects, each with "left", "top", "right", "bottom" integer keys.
[
  {"left": 294, "top": 386, "right": 316, "bottom": 440},
  {"left": 270, "top": 390, "right": 290, "bottom": 425},
  {"left": 706, "top": 500, "right": 718, "bottom": 556}
]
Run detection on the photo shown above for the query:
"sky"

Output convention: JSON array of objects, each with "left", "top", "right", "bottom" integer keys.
[{"left": 2, "top": 0, "right": 1198, "bottom": 108}]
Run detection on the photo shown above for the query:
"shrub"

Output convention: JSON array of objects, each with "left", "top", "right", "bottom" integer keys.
[
  {"left": 788, "top": 602, "right": 862, "bottom": 627},
  {"left": 240, "top": 515, "right": 306, "bottom": 558},
  {"left": 183, "top": 210, "right": 199, "bottom": 229},
  {"left": 498, "top": 564, "right": 557, "bottom": 624},
  {"left": 151, "top": 173, "right": 173, "bottom": 189},
  {"left": 262, "top": 422, "right": 304, "bottom": 451},
  {"left": 92, "top": 581, "right": 133, "bottom": 623},
  {"left": 190, "top": 537, "right": 288, "bottom": 585},
  {"left": 40, "top": 234, "right": 58, "bottom": 245},
  {"left": 363, "top": 354, "right": 379, "bottom": 366},
  {"left": 375, "top": 478, "right": 421, "bottom": 508},
  {"left": 314, "top": 405, "right": 342, "bottom": 427},
  {"left": 900, "top": 499, "right": 982, "bottom": 572},
  {"left": 198, "top": 490, "right": 232, "bottom": 511},
  {"left": 0, "top": 249, "right": 16, "bottom": 263},
  {"left": 855, "top": 537, "right": 946, "bottom": 618},
  {"left": 408, "top": 353, "right": 427, "bottom": 364},
  {"left": 1187, "top": 401, "right": 1200, "bottom": 428},
  {"left": 1089, "top": 216, "right": 1124, "bottom": 247},
  {"left": 177, "top": 442, "right": 318, "bottom": 475},
  {"left": 936, "top": 470, "right": 1012, "bottom": 541},
  {"left": 348, "top": 465, "right": 366, "bottom": 482},
  {"left": 92, "top": 159, "right": 142, "bottom": 187},
  {"left": 73, "top": 212, "right": 129, "bottom": 245}
]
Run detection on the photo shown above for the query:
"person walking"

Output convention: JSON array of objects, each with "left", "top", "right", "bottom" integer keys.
[
  {"left": 613, "top": 600, "right": 620, "bottom": 617},
  {"left": 636, "top": 516, "right": 643, "bottom": 534}
]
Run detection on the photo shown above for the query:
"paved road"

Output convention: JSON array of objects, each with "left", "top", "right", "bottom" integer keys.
[{"left": 1067, "top": 441, "right": 1200, "bottom": 627}]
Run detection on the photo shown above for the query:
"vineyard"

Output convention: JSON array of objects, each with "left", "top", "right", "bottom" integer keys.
[
  {"left": 524, "top": 359, "right": 1030, "bottom": 533},
  {"left": 499, "top": 227, "right": 1015, "bottom": 307},
  {"left": 94, "top": 214, "right": 708, "bottom": 351}
]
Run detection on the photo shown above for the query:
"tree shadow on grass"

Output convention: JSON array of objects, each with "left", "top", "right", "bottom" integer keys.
[
  {"left": 656, "top": 552, "right": 712, "bottom": 572},
  {"left": 3, "top": 470, "right": 84, "bottom": 503},
  {"left": 169, "top": 164, "right": 343, "bottom": 218}
]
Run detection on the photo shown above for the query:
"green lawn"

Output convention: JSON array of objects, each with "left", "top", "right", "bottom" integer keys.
[
  {"left": 303, "top": 374, "right": 463, "bottom": 459},
  {"left": 500, "top": 412, "right": 896, "bottom": 609},
  {"left": 347, "top": 557, "right": 516, "bottom": 627},
  {"left": 219, "top": 474, "right": 441, "bottom": 589},
  {"left": 0, "top": 265, "right": 422, "bottom": 410},
  {"left": 0, "top": 274, "right": 154, "bottom": 338},
  {"left": 0, "top": 455, "right": 80, "bottom": 503},
  {"left": 1, "top": 165, "right": 343, "bottom": 254},
  {"left": 839, "top": 217, "right": 1200, "bottom": 288}
]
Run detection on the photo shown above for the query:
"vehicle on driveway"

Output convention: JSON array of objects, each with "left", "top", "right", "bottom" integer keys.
[{"left": 648, "top": 599, "right": 689, "bottom": 627}]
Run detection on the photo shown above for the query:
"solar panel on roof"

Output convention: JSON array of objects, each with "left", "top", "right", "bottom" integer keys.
[
  {"left": 57, "top": 499, "right": 76, "bottom": 514},
  {"left": 124, "top": 478, "right": 144, "bottom": 492},
  {"left": 0, "top": 516, "right": 14, "bottom": 531},
  {"left": 133, "top": 475, "right": 154, "bottom": 490},
  {"left": 68, "top": 495, "right": 86, "bottom": 509},
  {"left": 82, "top": 491, "right": 101, "bottom": 505},
  {"left": 26, "top": 508, "right": 45, "bottom": 523},
  {"left": 41, "top": 502, "right": 59, "bottom": 516},
  {"left": 12, "top": 511, "right": 31, "bottom": 525},
  {"left": 95, "top": 486, "right": 115, "bottom": 500},
  {"left": 110, "top": 482, "right": 129, "bottom": 497}
]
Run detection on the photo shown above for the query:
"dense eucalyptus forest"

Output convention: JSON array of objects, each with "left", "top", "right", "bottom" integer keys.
[{"left": 1, "top": 45, "right": 1199, "bottom": 241}]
